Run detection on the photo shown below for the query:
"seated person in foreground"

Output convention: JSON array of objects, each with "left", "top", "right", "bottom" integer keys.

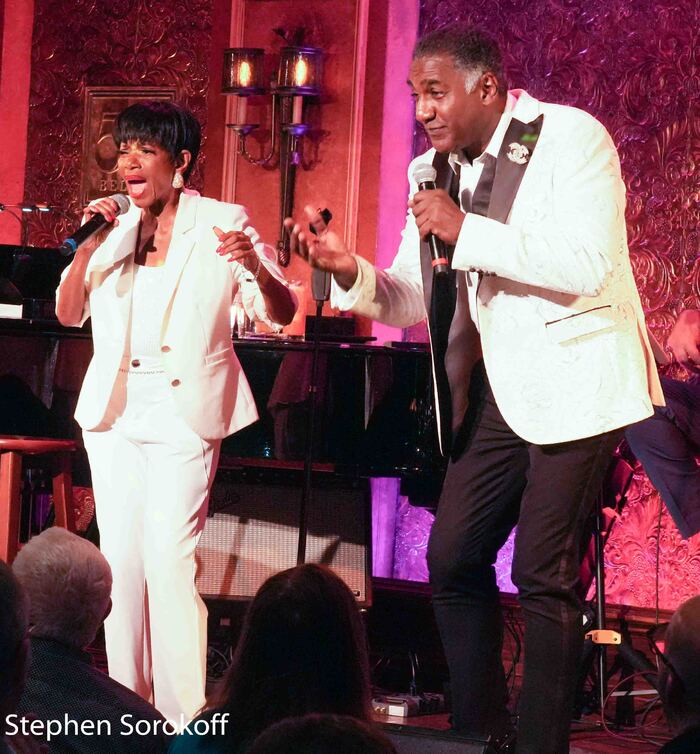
[
  {"left": 12, "top": 528, "right": 171, "bottom": 754},
  {"left": 658, "top": 595, "right": 700, "bottom": 753},
  {"left": 169, "top": 564, "right": 374, "bottom": 754},
  {"left": 626, "top": 310, "right": 700, "bottom": 538},
  {"left": 0, "top": 561, "right": 45, "bottom": 754},
  {"left": 247, "top": 714, "right": 397, "bottom": 754}
]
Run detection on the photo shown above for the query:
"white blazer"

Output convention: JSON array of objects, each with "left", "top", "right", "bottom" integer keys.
[
  {"left": 334, "top": 90, "right": 664, "bottom": 446},
  {"left": 58, "top": 190, "right": 290, "bottom": 440}
]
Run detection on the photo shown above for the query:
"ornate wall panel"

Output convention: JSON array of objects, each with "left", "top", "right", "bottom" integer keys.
[
  {"left": 23, "top": 0, "right": 214, "bottom": 246},
  {"left": 394, "top": 0, "right": 700, "bottom": 609}
]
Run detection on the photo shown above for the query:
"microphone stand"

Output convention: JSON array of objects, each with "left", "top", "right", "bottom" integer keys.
[{"left": 296, "top": 266, "right": 331, "bottom": 565}]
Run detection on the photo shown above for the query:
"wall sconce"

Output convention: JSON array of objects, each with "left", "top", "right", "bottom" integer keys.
[{"left": 223, "top": 44, "right": 323, "bottom": 265}]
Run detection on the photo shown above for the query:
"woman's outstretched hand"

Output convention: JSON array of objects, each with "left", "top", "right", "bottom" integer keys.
[{"left": 213, "top": 227, "right": 260, "bottom": 277}]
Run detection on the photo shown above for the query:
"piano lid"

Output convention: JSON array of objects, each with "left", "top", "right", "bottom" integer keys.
[{"left": 0, "top": 244, "right": 68, "bottom": 301}]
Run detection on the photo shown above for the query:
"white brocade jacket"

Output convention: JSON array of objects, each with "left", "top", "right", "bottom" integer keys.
[
  {"left": 333, "top": 90, "right": 664, "bottom": 447},
  {"left": 57, "top": 190, "right": 291, "bottom": 440}
]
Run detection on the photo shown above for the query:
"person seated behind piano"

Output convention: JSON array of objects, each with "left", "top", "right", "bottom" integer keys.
[
  {"left": 626, "top": 310, "right": 700, "bottom": 539},
  {"left": 55, "top": 100, "right": 296, "bottom": 722}
]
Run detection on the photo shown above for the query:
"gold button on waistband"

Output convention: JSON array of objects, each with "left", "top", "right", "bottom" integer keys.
[{"left": 131, "top": 359, "right": 140, "bottom": 368}]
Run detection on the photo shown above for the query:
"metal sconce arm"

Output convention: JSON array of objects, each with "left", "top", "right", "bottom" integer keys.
[{"left": 227, "top": 95, "right": 280, "bottom": 167}]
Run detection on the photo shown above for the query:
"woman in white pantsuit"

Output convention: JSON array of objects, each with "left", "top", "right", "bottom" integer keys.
[{"left": 56, "top": 102, "right": 296, "bottom": 724}]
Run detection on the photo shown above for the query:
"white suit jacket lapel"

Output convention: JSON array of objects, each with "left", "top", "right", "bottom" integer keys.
[
  {"left": 87, "top": 203, "right": 141, "bottom": 272},
  {"left": 160, "top": 191, "right": 199, "bottom": 330},
  {"left": 82, "top": 204, "right": 139, "bottom": 334}
]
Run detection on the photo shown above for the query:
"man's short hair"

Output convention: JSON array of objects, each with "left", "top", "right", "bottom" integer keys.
[
  {"left": 0, "top": 560, "right": 28, "bottom": 703},
  {"left": 413, "top": 27, "right": 506, "bottom": 93},
  {"left": 12, "top": 528, "right": 112, "bottom": 650}
]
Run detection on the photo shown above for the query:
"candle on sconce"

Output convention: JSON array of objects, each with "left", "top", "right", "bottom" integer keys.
[
  {"left": 293, "top": 57, "right": 309, "bottom": 87},
  {"left": 239, "top": 60, "right": 252, "bottom": 87},
  {"left": 291, "top": 56, "right": 308, "bottom": 123},
  {"left": 292, "top": 96, "right": 303, "bottom": 124},
  {"left": 236, "top": 59, "right": 254, "bottom": 124},
  {"left": 237, "top": 96, "right": 248, "bottom": 124}
]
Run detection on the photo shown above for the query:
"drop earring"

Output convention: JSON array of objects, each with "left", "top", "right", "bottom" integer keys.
[{"left": 172, "top": 172, "right": 184, "bottom": 189}]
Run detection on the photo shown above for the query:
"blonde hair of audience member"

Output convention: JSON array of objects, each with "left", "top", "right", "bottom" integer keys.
[
  {"left": 205, "top": 564, "right": 372, "bottom": 746},
  {"left": 12, "top": 528, "right": 112, "bottom": 651},
  {"left": 247, "top": 714, "right": 397, "bottom": 754},
  {"left": 0, "top": 561, "right": 29, "bottom": 731},
  {"left": 660, "top": 595, "right": 700, "bottom": 733}
]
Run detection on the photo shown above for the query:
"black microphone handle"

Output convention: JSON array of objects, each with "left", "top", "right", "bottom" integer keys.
[
  {"left": 59, "top": 214, "right": 110, "bottom": 256},
  {"left": 311, "top": 268, "right": 331, "bottom": 302},
  {"left": 308, "top": 208, "right": 333, "bottom": 302},
  {"left": 428, "top": 236, "right": 449, "bottom": 276},
  {"left": 416, "top": 180, "right": 449, "bottom": 277}
]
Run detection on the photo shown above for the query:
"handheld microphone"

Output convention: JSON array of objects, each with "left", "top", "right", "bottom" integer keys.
[
  {"left": 59, "top": 194, "right": 131, "bottom": 256},
  {"left": 411, "top": 164, "right": 448, "bottom": 277},
  {"left": 309, "top": 208, "right": 333, "bottom": 302}
]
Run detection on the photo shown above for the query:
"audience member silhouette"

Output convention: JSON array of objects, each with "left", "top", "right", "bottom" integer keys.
[
  {"left": 13, "top": 528, "right": 171, "bottom": 754},
  {"left": 0, "top": 560, "right": 44, "bottom": 754},
  {"left": 247, "top": 714, "right": 397, "bottom": 754},
  {"left": 658, "top": 595, "right": 700, "bottom": 753},
  {"left": 169, "top": 564, "right": 372, "bottom": 754}
]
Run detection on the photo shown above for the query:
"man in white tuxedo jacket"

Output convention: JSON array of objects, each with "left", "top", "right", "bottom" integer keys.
[{"left": 287, "top": 27, "right": 663, "bottom": 754}]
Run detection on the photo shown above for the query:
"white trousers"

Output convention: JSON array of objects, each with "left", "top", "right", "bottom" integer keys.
[{"left": 83, "top": 362, "right": 220, "bottom": 722}]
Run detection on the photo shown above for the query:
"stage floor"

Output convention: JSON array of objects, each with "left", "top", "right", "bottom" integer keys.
[{"left": 378, "top": 712, "right": 668, "bottom": 753}]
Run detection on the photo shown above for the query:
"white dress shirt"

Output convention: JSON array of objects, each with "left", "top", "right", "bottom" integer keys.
[{"left": 449, "top": 92, "right": 517, "bottom": 330}]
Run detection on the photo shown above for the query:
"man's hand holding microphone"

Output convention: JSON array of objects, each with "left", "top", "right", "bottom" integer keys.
[{"left": 284, "top": 164, "right": 466, "bottom": 285}]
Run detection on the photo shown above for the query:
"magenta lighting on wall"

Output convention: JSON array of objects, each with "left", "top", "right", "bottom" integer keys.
[{"left": 222, "top": 44, "right": 323, "bottom": 266}]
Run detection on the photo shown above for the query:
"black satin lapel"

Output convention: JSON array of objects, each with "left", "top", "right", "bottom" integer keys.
[
  {"left": 488, "top": 114, "right": 544, "bottom": 223},
  {"left": 417, "top": 150, "right": 461, "bottom": 451},
  {"left": 419, "top": 151, "right": 458, "bottom": 312},
  {"left": 471, "top": 154, "right": 498, "bottom": 217}
]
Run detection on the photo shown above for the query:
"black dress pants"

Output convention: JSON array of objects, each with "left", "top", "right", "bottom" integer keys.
[{"left": 427, "top": 365, "right": 621, "bottom": 754}]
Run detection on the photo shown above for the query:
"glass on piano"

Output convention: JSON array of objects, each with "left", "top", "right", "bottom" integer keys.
[{"left": 231, "top": 291, "right": 254, "bottom": 338}]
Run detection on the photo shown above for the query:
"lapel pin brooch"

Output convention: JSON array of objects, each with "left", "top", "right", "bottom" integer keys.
[{"left": 506, "top": 142, "right": 530, "bottom": 164}]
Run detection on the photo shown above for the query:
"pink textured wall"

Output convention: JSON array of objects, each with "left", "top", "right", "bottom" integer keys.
[
  {"left": 393, "top": 0, "right": 700, "bottom": 609},
  {"left": 21, "top": 0, "right": 221, "bottom": 247},
  {"left": 0, "top": 0, "right": 34, "bottom": 244}
]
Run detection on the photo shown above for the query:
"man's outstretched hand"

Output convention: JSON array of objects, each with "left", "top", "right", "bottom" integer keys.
[{"left": 284, "top": 205, "right": 359, "bottom": 291}]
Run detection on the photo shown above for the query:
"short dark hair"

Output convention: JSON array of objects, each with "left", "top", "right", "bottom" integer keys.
[
  {"left": 248, "top": 714, "right": 397, "bottom": 754},
  {"left": 207, "top": 565, "right": 372, "bottom": 746},
  {"left": 113, "top": 101, "right": 201, "bottom": 179},
  {"left": 413, "top": 27, "right": 506, "bottom": 92}
]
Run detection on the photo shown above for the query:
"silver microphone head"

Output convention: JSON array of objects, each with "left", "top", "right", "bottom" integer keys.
[
  {"left": 412, "top": 163, "right": 437, "bottom": 185},
  {"left": 109, "top": 194, "right": 131, "bottom": 215}
]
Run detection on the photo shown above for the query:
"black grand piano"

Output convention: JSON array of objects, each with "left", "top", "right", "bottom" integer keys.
[
  {"left": 0, "top": 244, "right": 444, "bottom": 602},
  {"left": 0, "top": 243, "right": 442, "bottom": 480}
]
